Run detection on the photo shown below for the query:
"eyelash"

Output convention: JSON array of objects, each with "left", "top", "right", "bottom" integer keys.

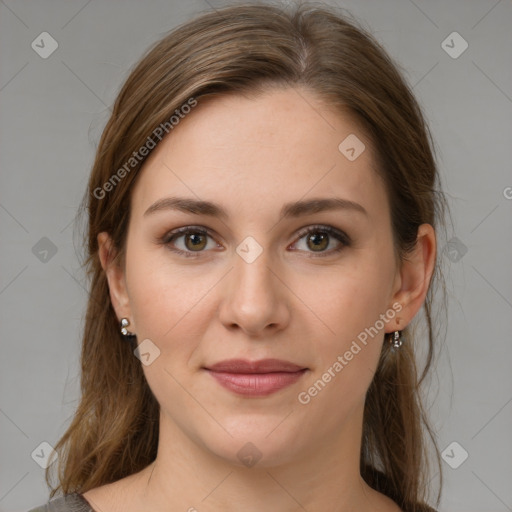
[{"left": 159, "top": 224, "right": 351, "bottom": 259}]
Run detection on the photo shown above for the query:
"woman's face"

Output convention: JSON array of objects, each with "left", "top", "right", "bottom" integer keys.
[{"left": 102, "top": 87, "right": 419, "bottom": 467}]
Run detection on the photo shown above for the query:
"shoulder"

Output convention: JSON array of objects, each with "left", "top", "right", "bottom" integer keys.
[{"left": 27, "top": 493, "right": 94, "bottom": 512}]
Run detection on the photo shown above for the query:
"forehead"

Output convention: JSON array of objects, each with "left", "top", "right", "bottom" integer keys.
[{"left": 130, "top": 87, "right": 387, "bottom": 222}]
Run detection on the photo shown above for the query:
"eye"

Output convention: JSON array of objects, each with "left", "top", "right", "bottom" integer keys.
[
  {"left": 159, "top": 224, "right": 351, "bottom": 259},
  {"left": 160, "top": 226, "right": 220, "bottom": 258},
  {"left": 291, "top": 225, "right": 350, "bottom": 256}
]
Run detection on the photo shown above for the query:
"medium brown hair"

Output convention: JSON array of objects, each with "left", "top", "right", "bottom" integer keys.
[{"left": 46, "top": 2, "right": 448, "bottom": 510}]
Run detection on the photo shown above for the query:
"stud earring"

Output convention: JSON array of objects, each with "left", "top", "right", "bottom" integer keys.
[{"left": 120, "top": 317, "right": 135, "bottom": 337}]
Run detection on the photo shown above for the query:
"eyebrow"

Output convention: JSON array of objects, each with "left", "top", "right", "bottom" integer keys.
[{"left": 143, "top": 196, "right": 368, "bottom": 219}]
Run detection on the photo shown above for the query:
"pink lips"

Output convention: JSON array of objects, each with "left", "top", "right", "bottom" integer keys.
[{"left": 204, "top": 359, "right": 307, "bottom": 397}]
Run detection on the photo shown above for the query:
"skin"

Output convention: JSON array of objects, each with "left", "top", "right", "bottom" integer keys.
[{"left": 85, "top": 86, "right": 436, "bottom": 512}]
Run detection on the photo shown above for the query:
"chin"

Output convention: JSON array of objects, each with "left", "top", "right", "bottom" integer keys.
[{"left": 199, "top": 416, "right": 307, "bottom": 469}]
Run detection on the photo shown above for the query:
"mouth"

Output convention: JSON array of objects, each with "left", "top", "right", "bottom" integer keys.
[{"left": 203, "top": 359, "right": 308, "bottom": 397}]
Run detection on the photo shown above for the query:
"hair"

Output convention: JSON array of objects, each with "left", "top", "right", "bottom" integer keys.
[{"left": 46, "top": 2, "right": 449, "bottom": 510}]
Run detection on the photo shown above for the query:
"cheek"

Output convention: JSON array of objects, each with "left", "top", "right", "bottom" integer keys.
[
  {"left": 124, "top": 251, "right": 218, "bottom": 414},
  {"left": 304, "top": 255, "right": 393, "bottom": 345},
  {"left": 294, "top": 270, "right": 389, "bottom": 432},
  {"left": 124, "top": 248, "right": 218, "bottom": 355},
  {"left": 296, "top": 252, "right": 394, "bottom": 403}
]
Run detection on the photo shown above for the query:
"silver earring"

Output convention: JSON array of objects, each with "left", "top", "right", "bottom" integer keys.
[
  {"left": 120, "top": 317, "right": 135, "bottom": 337},
  {"left": 389, "top": 330, "right": 403, "bottom": 350}
]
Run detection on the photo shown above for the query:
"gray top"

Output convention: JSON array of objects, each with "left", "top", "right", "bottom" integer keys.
[{"left": 27, "top": 493, "right": 93, "bottom": 512}]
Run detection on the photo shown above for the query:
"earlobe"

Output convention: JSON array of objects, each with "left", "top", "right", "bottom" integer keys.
[
  {"left": 389, "top": 223, "right": 436, "bottom": 330},
  {"left": 97, "top": 232, "right": 131, "bottom": 319}
]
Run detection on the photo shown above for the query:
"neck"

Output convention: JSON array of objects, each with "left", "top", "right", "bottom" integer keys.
[{"left": 130, "top": 404, "right": 387, "bottom": 512}]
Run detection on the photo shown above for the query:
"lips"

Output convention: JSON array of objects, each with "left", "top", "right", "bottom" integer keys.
[
  {"left": 204, "top": 359, "right": 308, "bottom": 397},
  {"left": 206, "top": 358, "right": 306, "bottom": 373}
]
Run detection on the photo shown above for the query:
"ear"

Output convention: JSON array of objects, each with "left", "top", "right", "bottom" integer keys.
[
  {"left": 97, "top": 232, "right": 132, "bottom": 325},
  {"left": 388, "top": 223, "right": 437, "bottom": 331}
]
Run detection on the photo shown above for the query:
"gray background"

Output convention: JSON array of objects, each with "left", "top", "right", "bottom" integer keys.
[{"left": 1, "top": 1, "right": 511, "bottom": 511}]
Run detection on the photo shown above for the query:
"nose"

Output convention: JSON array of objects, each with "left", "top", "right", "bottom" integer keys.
[{"left": 217, "top": 250, "right": 291, "bottom": 337}]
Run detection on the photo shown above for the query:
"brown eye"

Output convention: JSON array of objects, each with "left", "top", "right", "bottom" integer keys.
[
  {"left": 161, "top": 226, "right": 218, "bottom": 258},
  {"left": 292, "top": 225, "right": 350, "bottom": 256},
  {"left": 306, "top": 232, "right": 329, "bottom": 252},
  {"left": 184, "top": 232, "right": 207, "bottom": 251}
]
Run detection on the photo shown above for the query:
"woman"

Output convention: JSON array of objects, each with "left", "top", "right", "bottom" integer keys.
[{"left": 29, "top": 2, "right": 448, "bottom": 511}]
